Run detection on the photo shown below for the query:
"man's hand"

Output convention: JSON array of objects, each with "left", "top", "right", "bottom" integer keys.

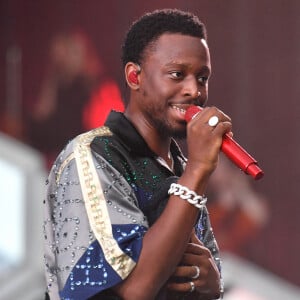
[{"left": 167, "top": 231, "right": 221, "bottom": 299}]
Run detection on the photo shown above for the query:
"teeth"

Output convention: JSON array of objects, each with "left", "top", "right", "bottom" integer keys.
[{"left": 171, "top": 105, "right": 186, "bottom": 114}]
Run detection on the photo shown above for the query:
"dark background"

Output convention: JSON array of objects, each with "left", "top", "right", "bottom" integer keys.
[{"left": 1, "top": 0, "right": 299, "bottom": 287}]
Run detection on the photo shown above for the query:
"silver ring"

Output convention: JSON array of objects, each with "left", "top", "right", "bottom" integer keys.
[
  {"left": 191, "top": 266, "right": 200, "bottom": 279},
  {"left": 208, "top": 115, "right": 219, "bottom": 127},
  {"left": 189, "top": 281, "right": 195, "bottom": 292}
]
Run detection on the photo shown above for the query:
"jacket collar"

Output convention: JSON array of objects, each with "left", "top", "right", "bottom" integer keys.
[{"left": 105, "top": 110, "right": 186, "bottom": 161}]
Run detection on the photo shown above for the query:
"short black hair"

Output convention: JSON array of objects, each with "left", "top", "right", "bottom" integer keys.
[{"left": 121, "top": 8, "right": 207, "bottom": 67}]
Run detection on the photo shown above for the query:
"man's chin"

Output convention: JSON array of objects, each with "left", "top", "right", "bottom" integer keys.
[{"left": 171, "top": 129, "right": 187, "bottom": 140}]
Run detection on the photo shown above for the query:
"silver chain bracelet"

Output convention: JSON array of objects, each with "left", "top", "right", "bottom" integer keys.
[{"left": 168, "top": 183, "right": 207, "bottom": 209}]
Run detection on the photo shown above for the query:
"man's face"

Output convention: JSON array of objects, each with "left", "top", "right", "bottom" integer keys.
[{"left": 137, "top": 33, "right": 211, "bottom": 138}]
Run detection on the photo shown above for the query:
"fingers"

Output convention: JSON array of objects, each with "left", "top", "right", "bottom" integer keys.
[
  {"left": 192, "top": 106, "right": 231, "bottom": 124},
  {"left": 180, "top": 253, "right": 215, "bottom": 278},
  {"left": 186, "top": 106, "right": 233, "bottom": 171},
  {"left": 190, "top": 106, "right": 232, "bottom": 135},
  {"left": 171, "top": 265, "right": 200, "bottom": 279},
  {"left": 227, "top": 131, "right": 234, "bottom": 138},
  {"left": 184, "top": 231, "right": 211, "bottom": 256},
  {"left": 205, "top": 107, "right": 232, "bottom": 134},
  {"left": 184, "top": 243, "right": 211, "bottom": 257},
  {"left": 168, "top": 230, "right": 222, "bottom": 297},
  {"left": 168, "top": 263, "right": 221, "bottom": 297},
  {"left": 167, "top": 280, "right": 221, "bottom": 299},
  {"left": 190, "top": 229, "right": 202, "bottom": 244},
  {"left": 167, "top": 280, "right": 197, "bottom": 293}
]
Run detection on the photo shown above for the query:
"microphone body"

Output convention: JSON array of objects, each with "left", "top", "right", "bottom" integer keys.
[{"left": 185, "top": 106, "right": 264, "bottom": 180}]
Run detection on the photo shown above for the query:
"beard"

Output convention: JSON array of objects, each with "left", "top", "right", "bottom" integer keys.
[{"left": 144, "top": 109, "right": 187, "bottom": 139}]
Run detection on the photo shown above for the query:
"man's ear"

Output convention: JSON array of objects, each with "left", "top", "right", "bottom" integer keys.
[{"left": 125, "top": 62, "right": 141, "bottom": 89}]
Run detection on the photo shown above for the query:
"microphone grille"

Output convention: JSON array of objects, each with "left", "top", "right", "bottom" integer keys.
[{"left": 185, "top": 106, "right": 202, "bottom": 122}]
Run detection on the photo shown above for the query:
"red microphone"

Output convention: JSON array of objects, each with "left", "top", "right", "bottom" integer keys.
[{"left": 185, "top": 106, "right": 264, "bottom": 180}]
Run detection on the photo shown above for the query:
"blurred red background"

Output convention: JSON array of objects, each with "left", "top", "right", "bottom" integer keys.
[{"left": 0, "top": 0, "right": 299, "bottom": 287}]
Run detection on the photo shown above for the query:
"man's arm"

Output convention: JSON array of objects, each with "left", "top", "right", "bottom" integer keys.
[
  {"left": 167, "top": 231, "right": 221, "bottom": 299},
  {"left": 113, "top": 107, "right": 231, "bottom": 300}
]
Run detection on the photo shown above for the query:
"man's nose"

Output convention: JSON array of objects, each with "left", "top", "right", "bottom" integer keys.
[{"left": 183, "top": 77, "right": 199, "bottom": 98}]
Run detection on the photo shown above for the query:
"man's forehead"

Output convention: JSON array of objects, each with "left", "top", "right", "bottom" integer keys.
[
  {"left": 144, "top": 33, "right": 210, "bottom": 63},
  {"left": 150, "top": 33, "right": 208, "bottom": 52}
]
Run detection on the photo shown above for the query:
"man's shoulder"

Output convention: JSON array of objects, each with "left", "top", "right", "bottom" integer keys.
[
  {"left": 51, "top": 126, "right": 114, "bottom": 172},
  {"left": 76, "top": 126, "right": 113, "bottom": 145},
  {"left": 66, "top": 126, "right": 114, "bottom": 153}
]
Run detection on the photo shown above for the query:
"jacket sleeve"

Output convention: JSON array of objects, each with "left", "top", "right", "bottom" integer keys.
[{"left": 43, "top": 137, "right": 148, "bottom": 300}]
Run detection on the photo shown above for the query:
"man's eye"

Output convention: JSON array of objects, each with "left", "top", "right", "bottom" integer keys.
[
  {"left": 198, "top": 76, "right": 208, "bottom": 84},
  {"left": 170, "top": 71, "right": 183, "bottom": 79}
]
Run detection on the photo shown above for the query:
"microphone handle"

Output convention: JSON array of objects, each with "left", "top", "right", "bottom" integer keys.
[
  {"left": 221, "top": 133, "right": 264, "bottom": 180},
  {"left": 185, "top": 106, "right": 264, "bottom": 180}
]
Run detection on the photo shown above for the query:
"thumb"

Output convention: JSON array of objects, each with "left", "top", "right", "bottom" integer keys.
[{"left": 190, "top": 229, "right": 204, "bottom": 245}]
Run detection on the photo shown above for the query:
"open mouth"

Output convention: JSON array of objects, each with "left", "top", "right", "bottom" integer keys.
[
  {"left": 171, "top": 104, "right": 187, "bottom": 114},
  {"left": 170, "top": 104, "right": 195, "bottom": 116}
]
